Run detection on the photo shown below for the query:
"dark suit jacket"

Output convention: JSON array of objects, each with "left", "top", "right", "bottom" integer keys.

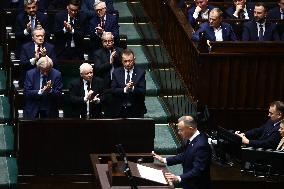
[
  {"left": 14, "top": 11, "right": 48, "bottom": 57},
  {"left": 92, "top": 47, "right": 123, "bottom": 87},
  {"left": 88, "top": 13, "right": 119, "bottom": 49},
  {"left": 111, "top": 66, "right": 146, "bottom": 118},
  {"left": 245, "top": 119, "right": 282, "bottom": 149},
  {"left": 20, "top": 41, "right": 57, "bottom": 69},
  {"left": 23, "top": 67, "right": 63, "bottom": 119},
  {"left": 242, "top": 20, "right": 280, "bottom": 41},
  {"left": 267, "top": 7, "right": 283, "bottom": 20},
  {"left": 81, "top": 0, "right": 115, "bottom": 18},
  {"left": 187, "top": 5, "right": 215, "bottom": 28},
  {"left": 225, "top": 3, "right": 254, "bottom": 19},
  {"left": 54, "top": 10, "right": 88, "bottom": 59},
  {"left": 69, "top": 77, "right": 106, "bottom": 118},
  {"left": 166, "top": 133, "right": 212, "bottom": 189},
  {"left": 192, "top": 22, "right": 237, "bottom": 42}
]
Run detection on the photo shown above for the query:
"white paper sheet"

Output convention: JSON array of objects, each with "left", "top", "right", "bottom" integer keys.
[{"left": 137, "top": 164, "right": 168, "bottom": 184}]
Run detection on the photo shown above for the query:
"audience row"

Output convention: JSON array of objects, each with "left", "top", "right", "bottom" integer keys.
[
  {"left": 190, "top": 2, "right": 284, "bottom": 42},
  {"left": 9, "top": 0, "right": 119, "bottom": 60}
]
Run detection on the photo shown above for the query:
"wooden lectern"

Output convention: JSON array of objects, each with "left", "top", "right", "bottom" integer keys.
[{"left": 95, "top": 161, "right": 172, "bottom": 189}]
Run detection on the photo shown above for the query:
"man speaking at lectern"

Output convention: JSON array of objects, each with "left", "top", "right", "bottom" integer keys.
[{"left": 153, "top": 116, "right": 212, "bottom": 189}]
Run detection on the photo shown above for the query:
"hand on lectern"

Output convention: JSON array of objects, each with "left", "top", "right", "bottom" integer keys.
[
  {"left": 152, "top": 151, "right": 166, "bottom": 163},
  {"left": 165, "top": 172, "right": 179, "bottom": 183}
]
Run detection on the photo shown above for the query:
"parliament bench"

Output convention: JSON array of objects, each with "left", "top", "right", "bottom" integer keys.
[
  {"left": 0, "top": 157, "right": 17, "bottom": 189},
  {"left": 0, "top": 124, "right": 14, "bottom": 156}
]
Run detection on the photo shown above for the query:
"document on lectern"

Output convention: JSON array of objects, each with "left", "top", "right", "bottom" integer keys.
[{"left": 137, "top": 164, "right": 168, "bottom": 184}]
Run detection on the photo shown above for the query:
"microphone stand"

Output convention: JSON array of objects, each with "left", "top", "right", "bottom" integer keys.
[{"left": 116, "top": 144, "right": 138, "bottom": 189}]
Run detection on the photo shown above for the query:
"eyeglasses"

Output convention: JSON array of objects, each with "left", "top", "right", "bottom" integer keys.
[{"left": 103, "top": 40, "right": 114, "bottom": 44}]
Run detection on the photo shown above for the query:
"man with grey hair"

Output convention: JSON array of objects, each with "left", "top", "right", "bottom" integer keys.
[
  {"left": 14, "top": 0, "right": 49, "bottom": 58},
  {"left": 23, "top": 56, "right": 63, "bottom": 119},
  {"left": 192, "top": 8, "right": 237, "bottom": 42},
  {"left": 92, "top": 32, "right": 122, "bottom": 87},
  {"left": 20, "top": 25, "right": 57, "bottom": 87},
  {"left": 69, "top": 63, "right": 106, "bottom": 118},
  {"left": 153, "top": 115, "right": 212, "bottom": 189},
  {"left": 81, "top": 0, "right": 114, "bottom": 18},
  {"left": 88, "top": 0, "right": 119, "bottom": 50}
]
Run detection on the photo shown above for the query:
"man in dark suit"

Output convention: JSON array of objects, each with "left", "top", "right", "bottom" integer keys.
[
  {"left": 267, "top": 0, "right": 284, "bottom": 20},
  {"left": 192, "top": 8, "right": 237, "bottom": 42},
  {"left": 92, "top": 32, "right": 122, "bottom": 87},
  {"left": 20, "top": 26, "right": 57, "bottom": 87},
  {"left": 187, "top": 0, "right": 215, "bottom": 29},
  {"left": 14, "top": 0, "right": 49, "bottom": 58},
  {"left": 111, "top": 49, "right": 146, "bottom": 118},
  {"left": 242, "top": 3, "right": 280, "bottom": 41},
  {"left": 23, "top": 56, "right": 63, "bottom": 119},
  {"left": 153, "top": 116, "right": 212, "bottom": 189},
  {"left": 88, "top": 0, "right": 119, "bottom": 50},
  {"left": 235, "top": 101, "right": 284, "bottom": 149},
  {"left": 69, "top": 63, "right": 106, "bottom": 118},
  {"left": 54, "top": 0, "right": 88, "bottom": 60},
  {"left": 226, "top": 0, "right": 254, "bottom": 19},
  {"left": 92, "top": 32, "right": 122, "bottom": 117},
  {"left": 81, "top": 0, "right": 114, "bottom": 19}
]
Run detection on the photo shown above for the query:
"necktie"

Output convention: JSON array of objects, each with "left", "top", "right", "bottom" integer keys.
[
  {"left": 70, "top": 17, "right": 74, "bottom": 28},
  {"left": 31, "top": 17, "right": 35, "bottom": 30},
  {"left": 126, "top": 70, "right": 130, "bottom": 84},
  {"left": 239, "top": 9, "right": 245, "bottom": 19},
  {"left": 259, "top": 24, "right": 264, "bottom": 41},
  {"left": 100, "top": 18, "right": 105, "bottom": 29},
  {"left": 86, "top": 81, "right": 91, "bottom": 91},
  {"left": 37, "top": 45, "right": 42, "bottom": 58},
  {"left": 42, "top": 75, "right": 47, "bottom": 89},
  {"left": 281, "top": 12, "right": 284, "bottom": 20}
]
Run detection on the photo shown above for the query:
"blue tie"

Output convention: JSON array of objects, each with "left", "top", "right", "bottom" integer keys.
[
  {"left": 259, "top": 24, "right": 264, "bottom": 41},
  {"left": 126, "top": 70, "right": 130, "bottom": 84},
  {"left": 41, "top": 75, "right": 47, "bottom": 89}
]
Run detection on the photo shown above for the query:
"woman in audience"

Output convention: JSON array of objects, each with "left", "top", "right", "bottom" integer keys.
[{"left": 276, "top": 120, "right": 284, "bottom": 151}]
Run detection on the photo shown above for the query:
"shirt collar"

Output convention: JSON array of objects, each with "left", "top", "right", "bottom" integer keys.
[
  {"left": 189, "top": 130, "right": 200, "bottom": 143},
  {"left": 274, "top": 120, "right": 282, "bottom": 126}
]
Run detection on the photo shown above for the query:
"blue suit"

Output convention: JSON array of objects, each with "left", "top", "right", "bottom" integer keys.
[
  {"left": 20, "top": 41, "right": 57, "bottom": 68},
  {"left": 23, "top": 67, "right": 63, "bottom": 119},
  {"left": 14, "top": 11, "right": 48, "bottom": 57},
  {"left": 242, "top": 20, "right": 280, "bottom": 41},
  {"left": 245, "top": 119, "right": 282, "bottom": 149},
  {"left": 81, "top": 0, "right": 115, "bottom": 18},
  {"left": 166, "top": 133, "right": 212, "bottom": 189},
  {"left": 187, "top": 5, "right": 215, "bottom": 29},
  {"left": 20, "top": 41, "right": 57, "bottom": 87},
  {"left": 54, "top": 10, "right": 88, "bottom": 60},
  {"left": 267, "top": 7, "right": 283, "bottom": 20},
  {"left": 225, "top": 3, "right": 254, "bottom": 19},
  {"left": 88, "top": 13, "right": 119, "bottom": 50},
  {"left": 192, "top": 22, "right": 237, "bottom": 42},
  {"left": 111, "top": 66, "right": 146, "bottom": 118}
]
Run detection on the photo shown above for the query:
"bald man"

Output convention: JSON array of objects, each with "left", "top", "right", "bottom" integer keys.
[{"left": 69, "top": 63, "right": 106, "bottom": 118}]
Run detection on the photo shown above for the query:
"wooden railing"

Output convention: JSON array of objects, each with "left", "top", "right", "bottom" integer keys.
[{"left": 140, "top": 0, "right": 284, "bottom": 129}]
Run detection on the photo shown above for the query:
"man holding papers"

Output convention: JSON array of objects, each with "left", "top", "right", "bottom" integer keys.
[{"left": 153, "top": 115, "right": 212, "bottom": 189}]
